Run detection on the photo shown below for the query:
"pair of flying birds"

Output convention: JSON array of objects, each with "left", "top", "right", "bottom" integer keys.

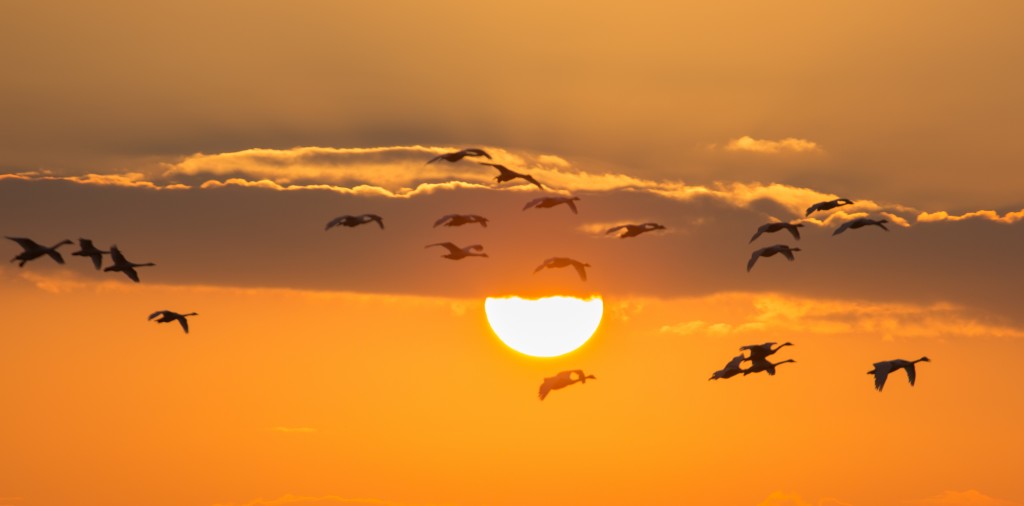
[
  {"left": 427, "top": 148, "right": 545, "bottom": 191},
  {"left": 6, "top": 237, "right": 155, "bottom": 282}
]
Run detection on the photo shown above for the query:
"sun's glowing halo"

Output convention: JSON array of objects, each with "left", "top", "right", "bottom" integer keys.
[{"left": 484, "top": 295, "right": 603, "bottom": 357}]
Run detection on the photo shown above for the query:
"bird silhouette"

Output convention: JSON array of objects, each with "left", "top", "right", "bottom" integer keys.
[
  {"left": 833, "top": 217, "right": 889, "bottom": 236},
  {"left": 534, "top": 257, "right": 590, "bottom": 281},
  {"left": 425, "top": 242, "right": 488, "bottom": 260},
  {"left": 104, "top": 245, "right": 155, "bottom": 282},
  {"left": 71, "top": 238, "right": 109, "bottom": 270},
  {"left": 709, "top": 354, "right": 747, "bottom": 380},
  {"left": 426, "top": 148, "right": 492, "bottom": 164},
  {"left": 740, "top": 342, "right": 793, "bottom": 361},
  {"left": 743, "top": 357, "right": 796, "bottom": 376},
  {"left": 747, "top": 244, "right": 801, "bottom": 272},
  {"left": 523, "top": 196, "right": 581, "bottom": 214},
  {"left": 6, "top": 237, "right": 73, "bottom": 267},
  {"left": 433, "top": 214, "right": 489, "bottom": 228},
  {"left": 868, "top": 357, "right": 930, "bottom": 392},
  {"left": 148, "top": 310, "right": 198, "bottom": 334},
  {"left": 805, "top": 198, "right": 855, "bottom": 216},
  {"left": 325, "top": 214, "right": 384, "bottom": 230},
  {"left": 539, "top": 370, "right": 596, "bottom": 400},
  {"left": 478, "top": 162, "right": 544, "bottom": 190},
  {"left": 749, "top": 222, "right": 804, "bottom": 243},
  {"left": 606, "top": 222, "right": 666, "bottom": 238}
]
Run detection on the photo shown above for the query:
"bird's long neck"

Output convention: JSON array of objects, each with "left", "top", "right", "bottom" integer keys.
[
  {"left": 913, "top": 357, "right": 928, "bottom": 364},
  {"left": 133, "top": 262, "right": 156, "bottom": 267},
  {"left": 773, "top": 359, "right": 795, "bottom": 366},
  {"left": 772, "top": 343, "right": 792, "bottom": 353},
  {"left": 182, "top": 312, "right": 198, "bottom": 317}
]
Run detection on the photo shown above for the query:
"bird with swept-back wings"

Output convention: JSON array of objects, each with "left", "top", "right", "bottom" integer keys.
[
  {"left": 433, "top": 214, "right": 489, "bottom": 228},
  {"left": 7, "top": 236, "right": 73, "bottom": 267},
  {"left": 606, "top": 222, "right": 666, "bottom": 238},
  {"left": 478, "top": 162, "right": 544, "bottom": 190},
  {"left": 746, "top": 244, "right": 800, "bottom": 272},
  {"left": 325, "top": 214, "right": 384, "bottom": 231},
  {"left": 148, "top": 310, "right": 198, "bottom": 334},
  {"left": 71, "top": 238, "right": 109, "bottom": 270},
  {"left": 749, "top": 222, "right": 804, "bottom": 243},
  {"left": 833, "top": 217, "right": 889, "bottom": 236},
  {"left": 539, "top": 370, "right": 596, "bottom": 400},
  {"left": 805, "top": 198, "right": 854, "bottom": 216},
  {"left": 523, "top": 196, "right": 580, "bottom": 214},
  {"left": 104, "top": 245, "right": 155, "bottom": 282},
  {"left": 426, "top": 148, "right": 492, "bottom": 164},
  {"left": 534, "top": 257, "right": 590, "bottom": 281},
  {"left": 868, "top": 357, "right": 930, "bottom": 392},
  {"left": 425, "top": 242, "right": 488, "bottom": 260}
]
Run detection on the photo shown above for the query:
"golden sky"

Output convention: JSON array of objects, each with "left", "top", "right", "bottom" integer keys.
[{"left": 2, "top": 2, "right": 1024, "bottom": 506}]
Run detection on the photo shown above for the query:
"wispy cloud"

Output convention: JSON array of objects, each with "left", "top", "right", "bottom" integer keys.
[
  {"left": 917, "top": 209, "right": 1024, "bottom": 224},
  {"left": 912, "top": 490, "right": 1020, "bottom": 506},
  {"left": 0, "top": 171, "right": 189, "bottom": 190},
  {"left": 721, "top": 135, "right": 823, "bottom": 154}
]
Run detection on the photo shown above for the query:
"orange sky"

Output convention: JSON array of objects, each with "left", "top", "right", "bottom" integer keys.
[{"left": 3, "top": 2, "right": 1024, "bottom": 506}]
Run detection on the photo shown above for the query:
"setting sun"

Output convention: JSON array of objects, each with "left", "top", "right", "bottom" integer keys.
[{"left": 484, "top": 295, "right": 603, "bottom": 357}]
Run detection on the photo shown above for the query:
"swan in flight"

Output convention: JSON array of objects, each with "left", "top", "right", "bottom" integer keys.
[
  {"left": 606, "top": 223, "right": 666, "bottom": 238},
  {"left": 426, "top": 148, "right": 492, "bottom": 164},
  {"left": 523, "top": 196, "right": 581, "bottom": 214},
  {"left": 433, "top": 214, "right": 489, "bottom": 228},
  {"left": 71, "top": 238, "right": 109, "bottom": 270},
  {"left": 148, "top": 310, "right": 198, "bottom": 334},
  {"left": 425, "top": 242, "right": 488, "bottom": 260},
  {"left": 6, "top": 237, "right": 73, "bottom": 267},
  {"left": 534, "top": 257, "right": 590, "bottom": 281},
  {"left": 325, "top": 214, "right": 384, "bottom": 231},
  {"left": 709, "top": 354, "right": 747, "bottom": 381},
  {"left": 805, "top": 198, "right": 854, "bottom": 216},
  {"left": 740, "top": 342, "right": 793, "bottom": 361},
  {"left": 747, "top": 244, "right": 800, "bottom": 272},
  {"left": 743, "top": 357, "right": 796, "bottom": 376},
  {"left": 539, "top": 370, "right": 596, "bottom": 400},
  {"left": 478, "top": 162, "right": 544, "bottom": 190},
  {"left": 868, "top": 357, "right": 930, "bottom": 392},
  {"left": 833, "top": 217, "right": 889, "bottom": 236},
  {"left": 104, "top": 245, "right": 156, "bottom": 282},
  {"left": 749, "top": 222, "right": 804, "bottom": 243}
]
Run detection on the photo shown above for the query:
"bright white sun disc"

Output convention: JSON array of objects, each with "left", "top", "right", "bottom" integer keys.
[{"left": 484, "top": 296, "right": 603, "bottom": 357}]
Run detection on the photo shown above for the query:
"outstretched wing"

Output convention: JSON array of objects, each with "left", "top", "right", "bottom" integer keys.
[
  {"left": 872, "top": 361, "right": 893, "bottom": 391},
  {"left": 833, "top": 221, "right": 853, "bottom": 236},
  {"left": 325, "top": 216, "right": 346, "bottom": 231},
  {"left": 606, "top": 225, "right": 627, "bottom": 235},
  {"left": 433, "top": 214, "right": 456, "bottom": 227},
  {"left": 564, "top": 199, "right": 579, "bottom": 214},
  {"left": 572, "top": 261, "right": 588, "bottom": 281},
  {"left": 523, "top": 198, "right": 544, "bottom": 210},
  {"left": 534, "top": 258, "right": 554, "bottom": 273},
  {"left": 786, "top": 225, "right": 801, "bottom": 240},
  {"left": 178, "top": 316, "right": 189, "bottom": 334},
  {"left": 877, "top": 221, "right": 889, "bottom": 231},
  {"left": 363, "top": 214, "right": 384, "bottom": 229},
  {"left": 538, "top": 378, "right": 553, "bottom": 401},
  {"left": 464, "top": 244, "right": 485, "bottom": 253},
  {"left": 749, "top": 225, "right": 767, "bottom": 243},
  {"left": 109, "top": 246, "right": 127, "bottom": 265},
  {"left": 522, "top": 175, "right": 544, "bottom": 190},
  {"left": 123, "top": 267, "right": 140, "bottom": 283},
  {"left": 465, "top": 148, "right": 491, "bottom": 159},
  {"left": 425, "top": 242, "right": 461, "bottom": 255},
  {"left": 148, "top": 310, "right": 167, "bottom": 321},
  {"left": 805, "top": 203, "right": 821, "bottom": 216},
  {"left": 780, "top": 248, "right": 797, "bottom": 261},
  {"left": 6, "top": 237, "right": 41, "bottom": 250},
  {"left": 905, "top": 363, "right": 917, "bottom": 386},
  {"left": 747, "top": 249, "right": 763, "bottom": 272}
]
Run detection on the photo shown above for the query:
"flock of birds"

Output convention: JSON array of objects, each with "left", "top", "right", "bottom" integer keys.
[{"left": 7, "top": 147, "right": 929, "bottom": 399}]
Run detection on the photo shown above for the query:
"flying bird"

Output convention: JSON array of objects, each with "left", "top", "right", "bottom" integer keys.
[
  {"left": 433, "top": 214, "right": 489, "bottom": 228},
  {"left": 805, "top": 198, "right": 855, "bottom": 216},
  {"left": 539, "top": 370, "right": 596, "bottom": 400},
  {"left": 478, "top": 162, "right": 544, "bottom": 190},
  {"left": 71, "top": 238, "right": 109, "bottom": 270},
  {"left": 104, "top": 245, "right": 155, "bottom": 282},
  {"left": 534, "top": 257, "right": 590, "bottom": 281},
  {"left": 868, "top": 357, "right": 930, "bottom": 392},
  {"left": 742, "top": 357, "right": 796, "bottom": 376},
  {"left": 709, "top": 354, "right": 747, "bottom": 381},
  {"left": 6, "top": 237, "right": 73, "bottom": 267},
  {"left": 606, "top": 222, "right": 666, "bottom": 238},
  {"left": 523, "top": 196, "right": 581, "bottom": 214},
  {"left": 747, "top": 244, "right": 801, "bottom": 272},
  {"left": 749, "top": 222, "right": 804, "bottom": 243},
  {"left": 425, "top": 242, "right": 488, "bottom": 260},
  {"left": 325, "top": 214, "right": 384, "bottom": 231},
  {"left": 426, "top": 148, "right": 492, "bottom": 164},
  {"left": 740, "top": 342, "right": 793, "bottom": 361},
  {"left": 148, "top": 310, "right": 198, "bottom": 334},
  {"left": 833, "top": 217, "right": 889, "bottom": 236}
]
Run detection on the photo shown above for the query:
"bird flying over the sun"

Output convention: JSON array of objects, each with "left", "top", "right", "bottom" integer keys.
[
  {"left": 148, "top": 310, "right": 198, "bottom": 334},
  {"left": 6, "top": 236, "right": 73, "bottom": 267},
  {"left": 71, "top": 238, "right": 109, "bottom": 270},
  {"left": 325, "top": 214, "right": 384, "bottom": 231},
  {"left": 709, "top": 354, "right": 747, "bottom": 381},
  {"left": 433, "top": 214, "right": 489, "bottom": 228},
  {"left": 805, "top": 198, "right": 855, "bottom": 217},
  {"left": 740, "top": 342, "right": 793, "bottom": 361},
  {"left": 606, "top": 222, "right": 666, "bottom": 238},
  {"left": 747, "top": 244, "right": 800, "bottom": 272},
  {"left": 868, "top": 357, "right": 930, "bottom": 392},
  {"left": 426, "top": 148, "right": 492, "bottom": 164},
  {"left": 104, "top": 245, "right": 156, "bottom": 283},
  {"left": 833, "top": 217, "right": 889, "bottom": 236},
  {"left": 539, "top": 370, "right": 596, "bottom": 401},
  {"left": 425, "top": 242, "right": 489, "bottom": 260},
  {"left": 749, "top": 222, "right": 804, "bottom": 243},
  {"left": 523, "top": 196, "right": 581, "bottom": 214},
  {"left": 534, "top": 257, "right": 590, "bottom": 281},
  {"left": 478, "top": 162, "right": 545, "bottom": 190},
  {"left": 742, "top": 357, "right": 796, "bottom": 376}
]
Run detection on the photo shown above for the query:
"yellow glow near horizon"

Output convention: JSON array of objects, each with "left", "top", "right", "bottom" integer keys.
[{"left": 484, "top": 295, "right": 603, "bottom": 357}]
